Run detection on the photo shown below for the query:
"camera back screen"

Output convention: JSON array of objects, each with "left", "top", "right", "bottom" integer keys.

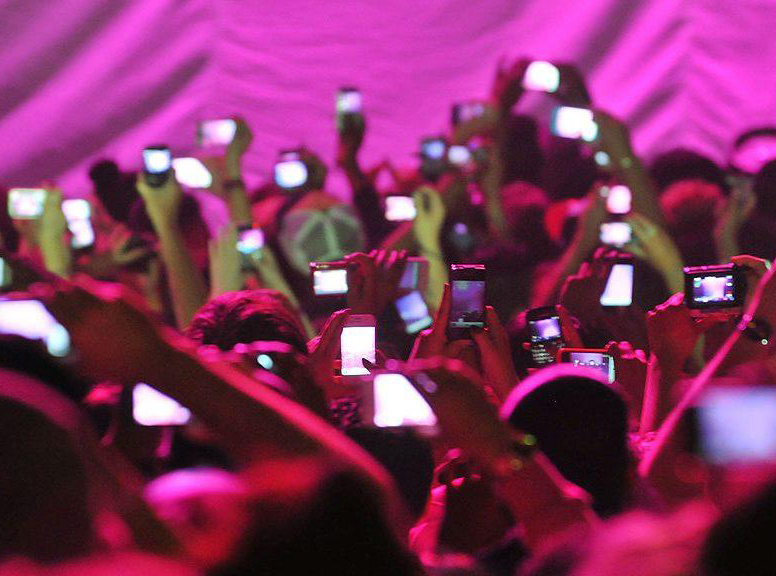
[
  {"left": 313, "top": 269, "right": 348, "bottom": 295},
  {"left": 373, "top": 373, "right": 437, "bottom": 428},
  {"left": 698, "top": 387, "right": 776, "bottom": 464},
  {"left": 600, "top": 264, "right": 633, "bottom": 307},
  {"left": 0, "top": 300, "right": 71, "bottom": 357},
  {"left": 133, "top": 383, "right": 191, "bottom": 426},
  {"left": 275, "top": 161, "right": 308, "bottom": 188},
  {"left": 385, "top": 196, "right": 416, "bottom": 221},
  {"left": 568, "top": 352, "right": 615, "bottom": 383},
  {"left": 449, "top": 280, "right": 485, "bottom": 329},
  {"left": 530, "top": 317, "right": 562, "bottom": 342},
  {"left": 396, "top": 291, "right": 432, "bottom": 334},
  {"left": 143, "top": 149, "right": 171, "bottom": 174},
  {"left": 692, "top": 274, "right": 735, "bottom": 305},
  {"left": 341, "top": 326, "right": 375, "bottom": 376}
]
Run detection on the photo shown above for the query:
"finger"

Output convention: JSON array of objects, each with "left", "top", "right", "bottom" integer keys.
[
  {"left": 484, "top": 306, "right": 510, "bottom": 355},
  {"left": 430, "top": 282, "right": 452, "bottom": 335},
  {"left": 315, "top": 308, "right": 351, "bottom": 358}
]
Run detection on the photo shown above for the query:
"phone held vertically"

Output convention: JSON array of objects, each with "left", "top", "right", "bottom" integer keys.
[
  {"left": 341, "top": 314, "right": 376, "bottom": 376},
  {"left": 447, "top": 264, "right": 486, "bottom": 340},
  {"left": 142, "top": 146, "right": 172, "bottom": 188},
  {"left": 527, "top": 306, "right": 565, "bottom": 367}
]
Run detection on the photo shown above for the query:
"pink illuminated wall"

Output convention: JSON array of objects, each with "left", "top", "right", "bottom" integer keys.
[{"left": 2, "top": 0, "right": 776, "bottom": 196}]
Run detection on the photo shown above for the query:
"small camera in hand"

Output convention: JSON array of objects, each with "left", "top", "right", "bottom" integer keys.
[{"left": 683, "top": 263, "right": 746, "bottom": 317}]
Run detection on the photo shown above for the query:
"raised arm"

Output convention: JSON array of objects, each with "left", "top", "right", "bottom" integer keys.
[{"left": 137, "top": 172, "right": 208, "bottom": 330}]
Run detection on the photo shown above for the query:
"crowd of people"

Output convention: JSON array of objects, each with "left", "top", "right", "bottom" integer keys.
[{"left": 3, "top": 57, "right": 776, "bottom": 575}]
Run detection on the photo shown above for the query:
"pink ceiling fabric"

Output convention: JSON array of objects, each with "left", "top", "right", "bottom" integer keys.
[{"left": 2, "top": 0, "right": 776, "bottom": 197}]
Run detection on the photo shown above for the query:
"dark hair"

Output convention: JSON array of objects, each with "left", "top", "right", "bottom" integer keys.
[
  {"left": 88, "top": 159, "right": 139, "bottom": 224},
  {"left": 0, "top": 187, "right": 20, "bottom": 252},
  {"left": 701, "top": 481, "right": 776, "bottom": 576},
  {"left": 649, "top": 148, "right": 728, "bottom": 195},
  {"left": 213, "top": 460, "right": 422, "bottom": 576},
  {"left": 188, "top": 290, "right": 309, "bottom": 355},
  {"left": 501, "top": 366, "right": 630, "bottom": 517},
  {"left": 346, "top": 427, "right": 434, "bottom": 520},
  {"left": 753, "top": 158, "right": 776, "bottom": 217},
  {"left": 501, "top": 114, "right": 544, "bottom": 186}
]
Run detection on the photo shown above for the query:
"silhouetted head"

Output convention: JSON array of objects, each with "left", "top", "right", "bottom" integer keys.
[
  {"left": 650, "top": 148, "right": 727, "bottom": 195},
  {"left": 501, "top": 365, "right": 630, "bottom": 517}
]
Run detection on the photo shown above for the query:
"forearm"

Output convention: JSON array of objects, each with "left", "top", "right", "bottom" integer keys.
[
  {"left": 614, "top": 156, "right": 664, "bottom": 228},
  {"left": 495, "top": 453, "right": 595, "bottom": 550},
  {"left": 225, "top": 156, "right": 252, "bottom": 226},
  {"left": 639, "top": 355, "right": 683, "bottom": 435},
  {"left": 157, "top": 225, "right": 208, "bottom": 330},
  {"left": 531, "top": 243, "right": 589, "bottom": 307},
  {"left": 38, "top": 233, "right": 72, "bottom": 278},
  {"left": 343, "top": 158, "right": 391, "bottom": 247},
  {"left": 140, "top": 328, "right": 394, "bottom": 494}
]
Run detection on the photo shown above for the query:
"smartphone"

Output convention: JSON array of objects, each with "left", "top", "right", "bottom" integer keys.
[
  {"left": 310, "top": 261, "right": 349, "bottom": 296},
  {"left": 447, "top": 145, "right": 472, "bottom": 167},
  {"left": 451, "top": 101, "right": 486, "bottom": 126},
  {"left": 361, "top": 373, "right": 438, "bottom": 431},
  {"left": 527, "top": 306, "right": 564, "bottom": 366},
  {"left": 603, "top": 185, "right": 632, "bottom": 215},
  {"left": 396, "top": 291, "right": 433, "bottom": 334},
  {"left": 447, "top": 264, "right": 486, "bottom": 340},
  {"left": 274, "top": 150, "right": 308, "bottom": 189},
  {"left": 550, "top": 106, "right": 599, "bottom": 142},
  {"left": 172, "top": 157, "right": 213, "bottom": 189},
  {"left": 420, "top": 137, "right": 447, "bottom": 161},
  {"left": 142, "top": 146, "right": 172, "bottom": 187},
  {"left": 600, "top": 258, "right": 634, "bottom": 307},
  {"left": 557, "top": 348, "right": 615, "bottom": 383},
  {"left": 599, "top": 222, "right": 632, "bottom": 248},
  {"left": 197, "top": 119, "right": 237, "bottom": 148},
  {"left": 132, "top": 383, "right": 191, "bottom": 426},
  {"left": 0, "top": 258, "right": 11, "bottom": 289},
  {"left": 0, "top": 299, "right": 71, "bottom": 357},
  {"left": 684, "top": 264, "right": 745, "bottom": 315},
  {"left": 336, "top": 87, "right": 362, "bottom": 115},
  {"left": 398, "top": 257, "right": 429, "bottom": 293},
  {"left": 696, "top": 386, "right": 776, "bottom": 464},
  {"left": 522, "top": 61, "right": 560, "bottom": 93},
  {"left": 62, "top": 199, "right": 95, "bottom": 250},
  {"left": 341, "top": 314, "right": 376, "bottom": 376},
  {"left": 8, "top": 188, "right": 45, "bottom": 219},
  {"left": 384, "top": 195, "right": 417, "bottom": 222},
  {"left": 236, "top": 227, "right": 264, "bottom": 256}
]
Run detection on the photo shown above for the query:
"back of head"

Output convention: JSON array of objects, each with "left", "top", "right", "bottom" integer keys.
[
  {"left": 650, "top": 148, "right": 727, "bottom": 195},
  {"left": 501, "top": 114, "right": 543, "bottom": 186},
  {"left": 278, "top": 192, "right": 366, "bottom": 275},
  {"left": 0, "top": 368, "right": 94, "bottom": 562},
  {"left": 501, "top": 365, "right": 630, "bottom": 516},
  {"left": 346, "top": 427, "right": 434, "bottom": 521},
  {"left": 701, "top": 481, "right": 776, "bottom": 576},
  {"left": 88, "top": 159, "right": 139, "bottom": 224},
  {"left": 188, "top": 290, "right": 308, "bottom": 355},
  {"left": 213, "top": 457, "right": 421, "bottom": 576},
  {"left": 660, "top": 179, "right": 724, "bottom": 265},
  {"left": 753, "top": 158, "right": 776, "bottom": 217}
]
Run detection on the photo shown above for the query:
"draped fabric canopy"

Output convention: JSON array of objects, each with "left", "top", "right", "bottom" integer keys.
[{"left": 2, "top": 0, "right": 776, "bottom": 196}]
